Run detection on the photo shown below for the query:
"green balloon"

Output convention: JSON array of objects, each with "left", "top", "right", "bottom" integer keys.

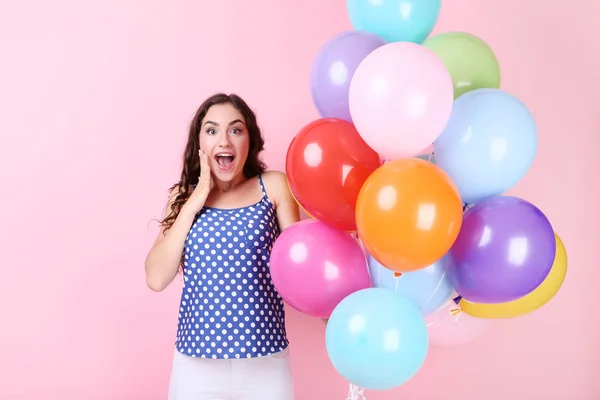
[
  {"left": 414, "top": 153, "right": 436, "bottom": 164},
  {"left": 423, "top": 32, "right": 501, "bottom": 99}
]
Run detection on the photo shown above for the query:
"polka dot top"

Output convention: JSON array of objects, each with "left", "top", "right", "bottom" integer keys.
[{"left": 175, "top": 174, "right": 288, "bottom": 359}]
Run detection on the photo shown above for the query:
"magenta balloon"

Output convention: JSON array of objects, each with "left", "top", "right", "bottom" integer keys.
[
  {"left": 447, "top": 196, "right": 556, "bottom": 304},
  {"left": 310, "top": 30, "right": 387, "bottom": 122},
  {"left": 270, "top": 220, "right": 371, "bottom": 318}
]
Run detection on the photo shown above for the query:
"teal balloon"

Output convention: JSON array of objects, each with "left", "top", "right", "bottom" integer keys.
[
  {"left": 368, "top": 254, "right": 454, "bottom": 315},
  {"left": 346, "top": 0, "right": 442, "bottom": 43},
  {"left": 433, "top": 88, "right": 537, "bottom": 204},
  {"left": 325, "top": 288, "right": 429, "bottom": 390}
]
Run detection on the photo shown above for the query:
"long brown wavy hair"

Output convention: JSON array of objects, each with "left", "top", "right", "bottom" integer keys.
[{"left": 160, "top": 93, "right": 267, "bottom": 234}]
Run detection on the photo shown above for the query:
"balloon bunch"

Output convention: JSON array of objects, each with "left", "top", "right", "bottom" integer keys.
[{"left": 270, "top": 0, "right": 567, "bottom": 396}]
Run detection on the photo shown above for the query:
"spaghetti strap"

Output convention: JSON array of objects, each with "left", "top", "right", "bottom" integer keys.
[
  {"left": 258, "top": 174, "right": 267, "bottom": 197},
  {"left": 257, "top": 174, "right": 267, "bottom": 197}
]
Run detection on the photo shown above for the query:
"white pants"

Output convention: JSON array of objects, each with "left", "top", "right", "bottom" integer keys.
[{"left": 168, "top": 347, "right": 294, "bottom": 400}]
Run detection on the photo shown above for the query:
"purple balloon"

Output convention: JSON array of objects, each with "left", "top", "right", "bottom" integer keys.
[
  {"left": 310, "top": 30, "right": 386, "bottom": 122},
  {"left": 447, "top": 196, "right": 556, "bottom": 304}
]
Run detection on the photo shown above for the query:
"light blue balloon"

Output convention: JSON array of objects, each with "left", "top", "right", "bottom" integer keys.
[
  {"left": 367, "top": 254, "right": 453, "bottom": 315},
  {"left": 346, "top": 0, "right": 442, "bottom": 43},
  {"left": 433, "top": 88, "right": 537, "bottom": 204},
  {"left": 325, "top": 288, "right": 429, "bottom": 390}
]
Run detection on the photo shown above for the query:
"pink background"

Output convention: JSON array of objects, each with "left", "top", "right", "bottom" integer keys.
[{"left": 1, "top": 0, "right": 598, "bottom": 398}]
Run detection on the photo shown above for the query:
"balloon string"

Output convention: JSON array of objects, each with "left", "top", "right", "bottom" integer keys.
[
  {"left": 346, "top": 383, "right": 367, "bottom": 400},
  {"left": 419, "top": 255, "right": 451, "bottom": 312},
  {"left": 355, "top": 233, "right": 372, "bottom": 283},
  {"left": 426, "top": 307, "right": 462, "bottom": 328},
  {"left": 419, "top": 268, "right": 447, "bottom": 313}
]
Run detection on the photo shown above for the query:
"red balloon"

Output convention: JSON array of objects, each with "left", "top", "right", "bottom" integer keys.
[{"left": 286, "top": 118, "right": 381, "bottom": 231}]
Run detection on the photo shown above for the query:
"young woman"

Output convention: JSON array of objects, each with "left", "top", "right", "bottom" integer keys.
[{"left": 145, "top": 93, "right": 301, "bottom": 400}]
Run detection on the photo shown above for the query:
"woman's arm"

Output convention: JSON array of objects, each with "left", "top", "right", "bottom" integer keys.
[
  {"left": 144, "top": 188, "right": 198, "bottom": 292},
  {"left": 264, "top": 171, "right": 326, "bottom": 322},
  {"left": 263, "top": 171, "right": 301, "bottom": 232},
  {"left": 145, "top": 150, "right": 213, "bottom": 292}
]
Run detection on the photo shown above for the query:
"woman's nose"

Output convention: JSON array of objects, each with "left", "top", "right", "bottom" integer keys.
[{"left": 218, "top": 133, "right": 232, "bottom": 147}]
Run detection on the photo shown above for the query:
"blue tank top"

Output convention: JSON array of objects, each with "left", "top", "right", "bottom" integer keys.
[{"left": 174, "top": 174, "right": 288, "bottom": 359}]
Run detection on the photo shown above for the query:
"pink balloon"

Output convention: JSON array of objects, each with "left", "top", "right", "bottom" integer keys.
[
  {"left": 425, "top": 300, "right": 491, "bottom": 347},
  {"left": 270, "top": 220, "right": 371, "bottom": 318},
  {"left": 348, "top": 42, "right": 454, "bottom": 159}
]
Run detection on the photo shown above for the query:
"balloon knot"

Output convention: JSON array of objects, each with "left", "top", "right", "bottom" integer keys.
[
  {"left": 394, "top": 272, "right": 402, "bottom": 278},
  {"left": 450, "top": 308, "right": 462, "bottom": 317},
  {"left": 452, "top": 295, "right": 462, "bottom": 304}
]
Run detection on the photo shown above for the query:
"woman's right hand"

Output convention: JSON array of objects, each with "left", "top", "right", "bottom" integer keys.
[{"left": 184, "top": 149, "right": 213, "bottom": 214}]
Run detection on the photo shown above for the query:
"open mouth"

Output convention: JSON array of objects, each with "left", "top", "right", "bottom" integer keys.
[{"left": 215, "top": 153, "right": 235, "bottom": 169}]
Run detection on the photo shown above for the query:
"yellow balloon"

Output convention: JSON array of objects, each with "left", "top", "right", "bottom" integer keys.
[{"left": 459, "top": 233, "right": 567, "bottom": 319}]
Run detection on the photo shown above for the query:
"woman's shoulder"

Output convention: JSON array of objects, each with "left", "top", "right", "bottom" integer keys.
[
  {"left": 260, "top": 170, "right": 292, "bottom": 203},
  {"left": 261, "top": 170, "right": 288, "bottom": 186},
  {"left": 259, "top": 170, "right": 300, "bottom": 229}
]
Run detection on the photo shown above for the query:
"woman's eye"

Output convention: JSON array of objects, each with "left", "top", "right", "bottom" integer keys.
[
  {"left": 231, "top": 128, "right": 241, "bottom": 134},
  {"left": 206, "top": 128, "right": 217, "bottom": 135}
]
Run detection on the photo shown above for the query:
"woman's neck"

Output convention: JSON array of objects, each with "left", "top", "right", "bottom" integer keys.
[{"left": 212, "top": 173, "right": 246, "bottom": 193}]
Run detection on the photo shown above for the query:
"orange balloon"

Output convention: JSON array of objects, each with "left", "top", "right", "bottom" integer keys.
[{"left": 355, "top": 158, "right": 463, "bottom": 272}]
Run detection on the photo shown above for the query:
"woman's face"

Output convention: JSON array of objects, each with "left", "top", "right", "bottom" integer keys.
[{"left": 199, "top": 103, "right": 250, "bottom": 183}]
